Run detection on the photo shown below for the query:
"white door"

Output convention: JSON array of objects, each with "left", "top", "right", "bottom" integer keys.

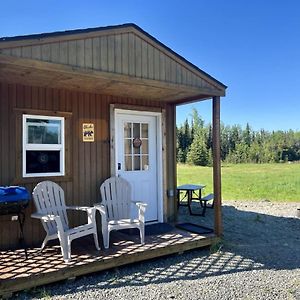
[{"left": 115, "top": 111, "right": 160, "bottom": 222}]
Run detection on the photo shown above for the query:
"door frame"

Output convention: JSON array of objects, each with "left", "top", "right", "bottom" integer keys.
[{"left": 110, "top": 106, "right": 164, "bottom": 223}]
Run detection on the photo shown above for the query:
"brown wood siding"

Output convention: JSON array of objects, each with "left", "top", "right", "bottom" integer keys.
[
  {"left": 0, "top": 82, "right": 167, "bottom": 249},
  {"left": 0, "top": 32, "right": 213, "bottom": 90}
]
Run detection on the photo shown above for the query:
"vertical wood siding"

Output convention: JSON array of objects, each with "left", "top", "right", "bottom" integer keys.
[
  {"left": 0, "top": 32, "right": 213, "bottom": 90},
  {"left": 0, "top": 82, "right": 167, "bottom": 249}
]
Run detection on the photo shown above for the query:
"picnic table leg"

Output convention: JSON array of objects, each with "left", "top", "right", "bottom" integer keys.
[
  {"left": 187, "top": 190, "right": 193, "bottom": 215},
  {"left": 201, "top": 201, "right": 207, "bottom": 217},
  {"left": 189, "top": 190, "right": 207, "bottom": 216}
]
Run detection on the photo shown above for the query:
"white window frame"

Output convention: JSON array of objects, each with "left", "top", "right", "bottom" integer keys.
[{"left": 22, "top": 114, "right": 65, "bottom": 177}]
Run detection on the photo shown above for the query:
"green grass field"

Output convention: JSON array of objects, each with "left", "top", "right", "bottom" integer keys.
[{"left": 177, "top": 163, "right": 300, "bottom": 202}]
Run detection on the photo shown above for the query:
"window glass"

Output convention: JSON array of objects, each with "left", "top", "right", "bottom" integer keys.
[
  {"left": 133, "top": 123, "right": 140, "bottom": 138},
  {"left": 141, "top": 123, "right": 148, "bottom": 138},
  {"left": 27, "top": 119, "right": 61, "bottom": 144},
  {"left": 133, "top": 140, "right": 141, "bottom": 154},
  {"left": 124, "top": 139, "right": 131, "bottom": 154},
  {"left": 125, "top": 156, "right": 132, "bottom": 171},
  {"left": 26, "top": 150, "right": 60, "bottom": 173},
  {"left": 141, "top": 139, "right": 148, "bottom": 155},
  {"left": 124, "top": 122, "right": 131, "bottom": 138},
  {"left": 142, "top": 156, "right": 149, "bottom": 170},
  {"left": 133, "top": 156, "right": 141, "bottom": 171},
  {"left": 123, "top": 121, "right": 149, "bottom": 172},
  {"left": 23, "top": 115, "right": 64, "bottom": 177}
]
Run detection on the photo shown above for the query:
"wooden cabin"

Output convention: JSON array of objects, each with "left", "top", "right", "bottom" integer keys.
[{"left": 0, "top": 23, "right": 226, "bottom": 251}]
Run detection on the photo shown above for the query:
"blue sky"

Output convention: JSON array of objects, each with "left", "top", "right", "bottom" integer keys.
[{"left": 1, "top": 1, "right": 300, "bottom": 131}]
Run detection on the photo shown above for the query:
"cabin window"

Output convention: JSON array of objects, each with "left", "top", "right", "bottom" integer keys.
[
  {"left": 124, "top": 122, "right": 149, "bottom": 171},
  {"left": 22, "top": 115, "right": 65, "bottom": 177}
]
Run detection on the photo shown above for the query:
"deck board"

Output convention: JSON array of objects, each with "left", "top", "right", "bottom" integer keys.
[{"left": 0, "top": 228, "right": 217, "bottom": 296}]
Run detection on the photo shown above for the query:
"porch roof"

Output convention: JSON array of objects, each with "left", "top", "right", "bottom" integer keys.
[{"left": 0, "top": 24, "right": 226, "bottom": 104}]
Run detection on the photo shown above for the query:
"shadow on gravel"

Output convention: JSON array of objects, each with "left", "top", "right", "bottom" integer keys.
[
  {"left": 17, "top": 203, "right": 300, "bottom": 298},
  {"left": 220, "top": 204, "right": 300, "bottom": 270}
]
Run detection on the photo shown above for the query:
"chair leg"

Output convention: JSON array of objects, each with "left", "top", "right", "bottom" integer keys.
[
  {"left": 40, "top": 236, "right": 50, "bottom": 251},
  {"left": 140, "top": 226, "right": 145, "bottom": 245},
  {"left": 57, "top": 230, "right": 70, "bottom": 263},
  {"left": 93, "top": 232, "right": 100, "bottom": 251},
  {"left": 102, "top": 227, "right": 109, "bottom": 249},
  {"left": 63, "top": 236, "right": 72, "bottom": 263}
]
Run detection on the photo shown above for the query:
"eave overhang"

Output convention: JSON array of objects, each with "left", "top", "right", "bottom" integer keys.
[
  {"left": 0, "top": 54, "right": 224, "bottom": 104},
  {"left": 0, "top": 24, "right": 226, "bottom": 104}
]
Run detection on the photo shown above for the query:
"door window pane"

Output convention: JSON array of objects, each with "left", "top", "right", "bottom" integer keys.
[
  {"left": 124, "top": 139, "right": 132, "bottom": 154},
  {"left": 133, "top": 156, "right": 141, "bottom": 171},
  {"left": 125, "top": 156, "right": 132, "bottom": 171},
  {"left": 124, "top": 122, "right": 132, "bottom": 138},
  {"left": 142, "top": 156, "right": 149, "bottom": 170},
  {"left": 123, "top": 121, "right": 150, "bottom": 172},
  {"left": 141, "top": 139, "right": 148, "bottom": 155},
  {"left": 133, "top": 123, "right": 140, "bottom": 138},
  {"left": 133, "top": 139, "right": 141, "bottom": 154},
  {"left": 134, "top": 147, "right": 141, "bottom": 155},
  {"left": 141, "top": 123, "right": 148, "bottom": 138}
]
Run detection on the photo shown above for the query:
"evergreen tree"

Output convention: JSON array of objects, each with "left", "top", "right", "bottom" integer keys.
[
  {"left": 176, "top": 108, "right": 300, "bottom": 165},
  {"left": 187, "top": 134, "right": 209, "bottom": 166}
]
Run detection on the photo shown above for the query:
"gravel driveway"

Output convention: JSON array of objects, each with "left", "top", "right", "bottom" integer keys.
[{"left": 16, "top": 201, "right": 300, "bottom": 300}]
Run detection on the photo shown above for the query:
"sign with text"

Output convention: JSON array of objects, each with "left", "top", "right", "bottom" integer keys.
[{"left": 82, "top": 123, "right": 94, "bottom": 142}]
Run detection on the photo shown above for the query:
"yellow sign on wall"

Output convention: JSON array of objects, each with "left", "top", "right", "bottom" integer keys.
[{"left": 82, "top": 123, "right": 94, "bottom": 142}]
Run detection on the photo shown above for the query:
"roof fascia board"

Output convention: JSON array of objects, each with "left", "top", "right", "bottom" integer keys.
[{"left": 0, "top": 26, "right": 131, "bottom": 49}]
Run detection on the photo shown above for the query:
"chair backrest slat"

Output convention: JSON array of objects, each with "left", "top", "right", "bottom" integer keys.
[
  {"left": 32, "top": 181, "right": 69, "bottom": 235},
  {"left": 100, "top": 177, "right": 131, "bottom": 221}
]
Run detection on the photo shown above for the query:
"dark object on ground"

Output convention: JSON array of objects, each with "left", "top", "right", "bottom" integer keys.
[
  {"left": 175, "top": 222, "right": 213, "bottom": 234},
  {"left": 120, "top": 223, "right": 174, "bottom": 236}
]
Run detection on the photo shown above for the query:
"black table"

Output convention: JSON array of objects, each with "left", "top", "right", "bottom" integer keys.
[{"left": 177, "top": 184, "right": 206, "bottom": 216}]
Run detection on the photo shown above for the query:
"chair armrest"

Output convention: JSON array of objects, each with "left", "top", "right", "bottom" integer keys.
[
  {"left": 94, "top": 204, "right": 107, "bottom": 215},
  {"left": 94, "top": 204, "right": 108, "bottom": 229},
  {"left": 67, "top": 206, "right": 98, "bottom": 225},
  {"left": 31, "top": 212, "right": 57, "bottom": 222},
  {"left": 131, "top": 201, "right": 147, "bottom": 222},
  {"left": 31, "top": 212, "right": 65, "bottom": 235},
  {"left": 66, "top": 205, "right": 93, "bottom": 211},
  {"left": 131, "top": 201, "right": 147, "bottom": 208}
]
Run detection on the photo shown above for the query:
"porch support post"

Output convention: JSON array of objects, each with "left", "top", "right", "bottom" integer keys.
[{"left": 212, "top": 96, "right": 223, "bottom": 236}]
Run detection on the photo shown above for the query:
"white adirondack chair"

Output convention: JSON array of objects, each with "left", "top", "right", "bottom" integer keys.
[
  {"left": 31, "top": 181, "right": 100, "bottom": 262},
  {"left": 97, "top": 176, "right": 147, "bottom": 249}
]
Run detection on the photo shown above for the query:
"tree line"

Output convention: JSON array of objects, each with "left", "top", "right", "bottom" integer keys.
[{"left": 177, "top": 109, "right": 300, "bottom": 165}]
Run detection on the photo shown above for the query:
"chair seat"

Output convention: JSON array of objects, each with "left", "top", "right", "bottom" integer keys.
[
  {"left": 108, "top": 218, "right": 140, "bottom": 226},
  {"left": 67, "top": 223, "right": 97, "bottom": 236}
]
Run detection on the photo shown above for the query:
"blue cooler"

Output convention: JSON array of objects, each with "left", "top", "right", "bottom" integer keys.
[{"left": 0, "top": 186, "right": 30, "bottom": 215}]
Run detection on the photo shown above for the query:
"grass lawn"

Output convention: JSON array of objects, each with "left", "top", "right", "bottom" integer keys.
[{"left": 177, "top": 163, "right": 300, "bottom": 202}]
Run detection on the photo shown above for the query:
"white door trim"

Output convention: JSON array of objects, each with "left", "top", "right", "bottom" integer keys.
[{"left": 111, "top": 108, "right": 164, "bottom": 223}]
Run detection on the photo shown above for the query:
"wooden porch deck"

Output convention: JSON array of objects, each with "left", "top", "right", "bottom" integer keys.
[{"left": 0, "top": 226, "right": 217, "bottom": 297}]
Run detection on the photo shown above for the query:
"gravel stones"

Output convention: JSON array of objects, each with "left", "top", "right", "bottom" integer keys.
[{"left": 16, "top": 201, "right": 300, "bottom": 300}]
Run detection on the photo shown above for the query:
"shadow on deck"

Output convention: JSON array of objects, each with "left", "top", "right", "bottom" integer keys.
[{"left": 0, "top": 225, "right": 217, "bottom": 297}]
